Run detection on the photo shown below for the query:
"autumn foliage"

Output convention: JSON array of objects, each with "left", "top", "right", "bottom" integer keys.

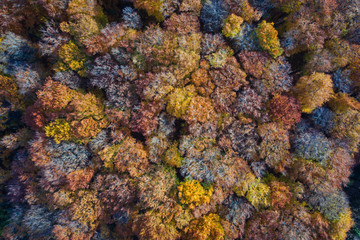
[{"left": 0, "top": 0, "right": 359, "bottom": 239}]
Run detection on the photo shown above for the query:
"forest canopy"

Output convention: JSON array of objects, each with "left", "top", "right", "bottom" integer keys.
[{"left": 0, "top": 0, "right": 360, "bottom": 239}]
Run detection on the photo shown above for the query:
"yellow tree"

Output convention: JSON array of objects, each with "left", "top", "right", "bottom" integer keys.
[{"left": 294, "top": 72, "right": 334, "bottom": 113}]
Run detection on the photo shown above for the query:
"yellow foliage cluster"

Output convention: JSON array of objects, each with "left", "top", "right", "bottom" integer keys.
[
  {"left": 166, "top": 86, "right": 196, "bottom": 118},
  {"left": 327, "top": 93, "right": 360, "bottom": 150},
  {"left": 178, "top": 179, "right": 213, "bottom": 209},
  {"left": 245, "top": 179, "right": 271, "bottom": 210},
  {"left": 222, "top": 14, "right": 243, "bottom": 38},
  {"left": 256, "top": 20, "right": 284, "bottom": 58},
  {"left": 186, "top": 213, "right": 225, "bottom": 240},
  {"left": 330, "top": 209, "right": 354, "bottom": 240},
  {"left": 55, "top": 41, "right": 87, "bottom": 76},
  {"left": 44, "top": 119, "right": 73, "bottom": 143},
  {"left": 99, "top": 144, "right": 119, "bottom": 170},
  {"left": 294, "top": 72, "right": 334, "bottom": 113}
]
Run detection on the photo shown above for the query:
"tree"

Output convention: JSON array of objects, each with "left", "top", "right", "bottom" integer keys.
[
  {"left": 137, "top": 25, "right": 177, "bottom": 68},
  {"left": 218, "top": 120, "right": 259, "bottom": 161},
  {"left": 185, "top": 96, "right": 217, "bottom": 124},
  {"left": 230, "top": 23, "right": 260, "bottom": 52},
  {"left": 254, "top": 57, "right": 293, "bottom": 97},
  {"left": 310, "top": 107, "right": 335, "bottom": 134},
  {"left": 207, "top": 47, "right": 234, "bottom": 68},
  {"left": 223, "top": 0, "right": 260, "bottom": 22},
  {"left": 222, "top": 14, "right": 243, "bottom": 38},
  {"left": 293, "top": 129, "right": 332, "bottom": 166},
  {"left": 214, "top": 154, "right": 254, "bottom": 191},
  {"left": 64, "top": 0, "right": 107, "bottom": 44},
  {"left": 268, "top": 95, "right": 301, "bottom": 128},
  {"left": 133, "top": 210, "right": 180, "bottom": 240},
  {"left": 130, "top": 101, "right": 162, "bottom": 136},
  {"left": 257, "top": 123, "right": 290, "bottom": 173},
  {"left": 330, "top": 104, "right": 360, "bottom": 152},
  {"left": 93, "top": 174, "right": 135, "bottom": 221},
  {"left": 237, "top": 51, "right": 269, "bottom": 78},
  {"left": 22, "top": 205, "right": 53, "bottom": 239},
  {"left": 201, "top": 33, "right": 227, "bottom": 56},
  {"left": 55, "top": 41, "right": 87, "bottom": 77},
  {"left": 186, "top": 213, "right": 225, "bottom": 240},
  {"left": 52, "top": 70, "right": 81, "bottom": 90},
  {"left": 0, "top": 74, "right": 21, "bottom": 110},
  {"left": 44, "top": 119, "right": 73, "bottom": 144},
  {"left": 233, "top": 86, "right": 266, "bottom": 120},
  {"left": 25, "top": 79, "right": 109, "bottom": 142},
  {"left": 294, "top": 72, "right": 334, "bottom": 113},
  {"left": 39, "top": 21, "right": 69, "bottom": 57},
  {"left": 178, "top": 179, "right": 213, "bottom": 209},
  {"left": 211, "top": 87, "right": 237, "bottom": 114},
  {"left": 191, "top": 61, "right": 215, "bottom": 97},
  {"left": 14, "top": 66, "right": 40, "bottom": 94},
  {"left": 0, "top": 32, "right": 35, "bottom": 75},
  {"left": 0, "top": 0, "right": 42, "bottom": 35},
  {"left": 200, "top": 0, "right": 228, "bottom": 33},
  {"left": 166, "top": 86, "right": 196, "bottom": 119},
  {"left": 307, "top": 190, "right": 350, "bottom": 222},
  {"left": 329, "top": 209, "right": 354, "bottom": 240},
  {"left": 163, "top": 143, "right": 182, "bottom": 168},
  {"left": 83, "top": 23, "right": 129, "bottom": 55},
  {"left": 164, "top": 13, "right": 200, "bottom": 35},
  {"left": 52, "top": 210, "right": 95, "bottom": 240},
  {"left": 209, "top": 57, "right": 247, "bottom": 91},
  {"left": 332, "top": 68, "right": 354, "bottom": 94},
  {"left": 88, "top": 54, "right": 124, "bottom": 89},
  {"left": 269, "top": 181, "right": 292, "bottom": 209},
  {"left": 245, "top": 179, "right": 271, "bottom": 210},
  {"left": 179, "top": 0, "right": 202, "bottom": 14},
  {"left": 245, "top": 210, "right": 280, "bottom": 239},
  {"left": 99, "top": 135, "right": 149, "bottom": 177},
  {"left": 179, "top": 136, "right": 221, "bottom": 182},
  {"left": 132, "top": 0, "right": 180, "bottom": 22},
  {"left": 71, "top": 190, "right": 102, "bottom": 230},
  {"left": 281, "top": 14, "right": 325, "bottom": 56},
  {"left": 219, "top": 195, "right": 254, "bottom": 239},
  {"left": 256, "top": 20, "right": 283, "bottom": 58},
  {"left": 122, "top": 7, "right": 142, "bottom": 30},
  {"left": 1, "top": 205, "right": 27, "bottom": 239},
  {"left": 245, "top": 203, "right": 318, "bottom": 240},
  {"left": 326, "top": 147, "right": 354, "bottom": 190},
  {"left": 143, "top": 71, "right": 177, "bottom": 101},
  {"left": 138, "top": 165, "right": 177, "bottom": 209}
]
